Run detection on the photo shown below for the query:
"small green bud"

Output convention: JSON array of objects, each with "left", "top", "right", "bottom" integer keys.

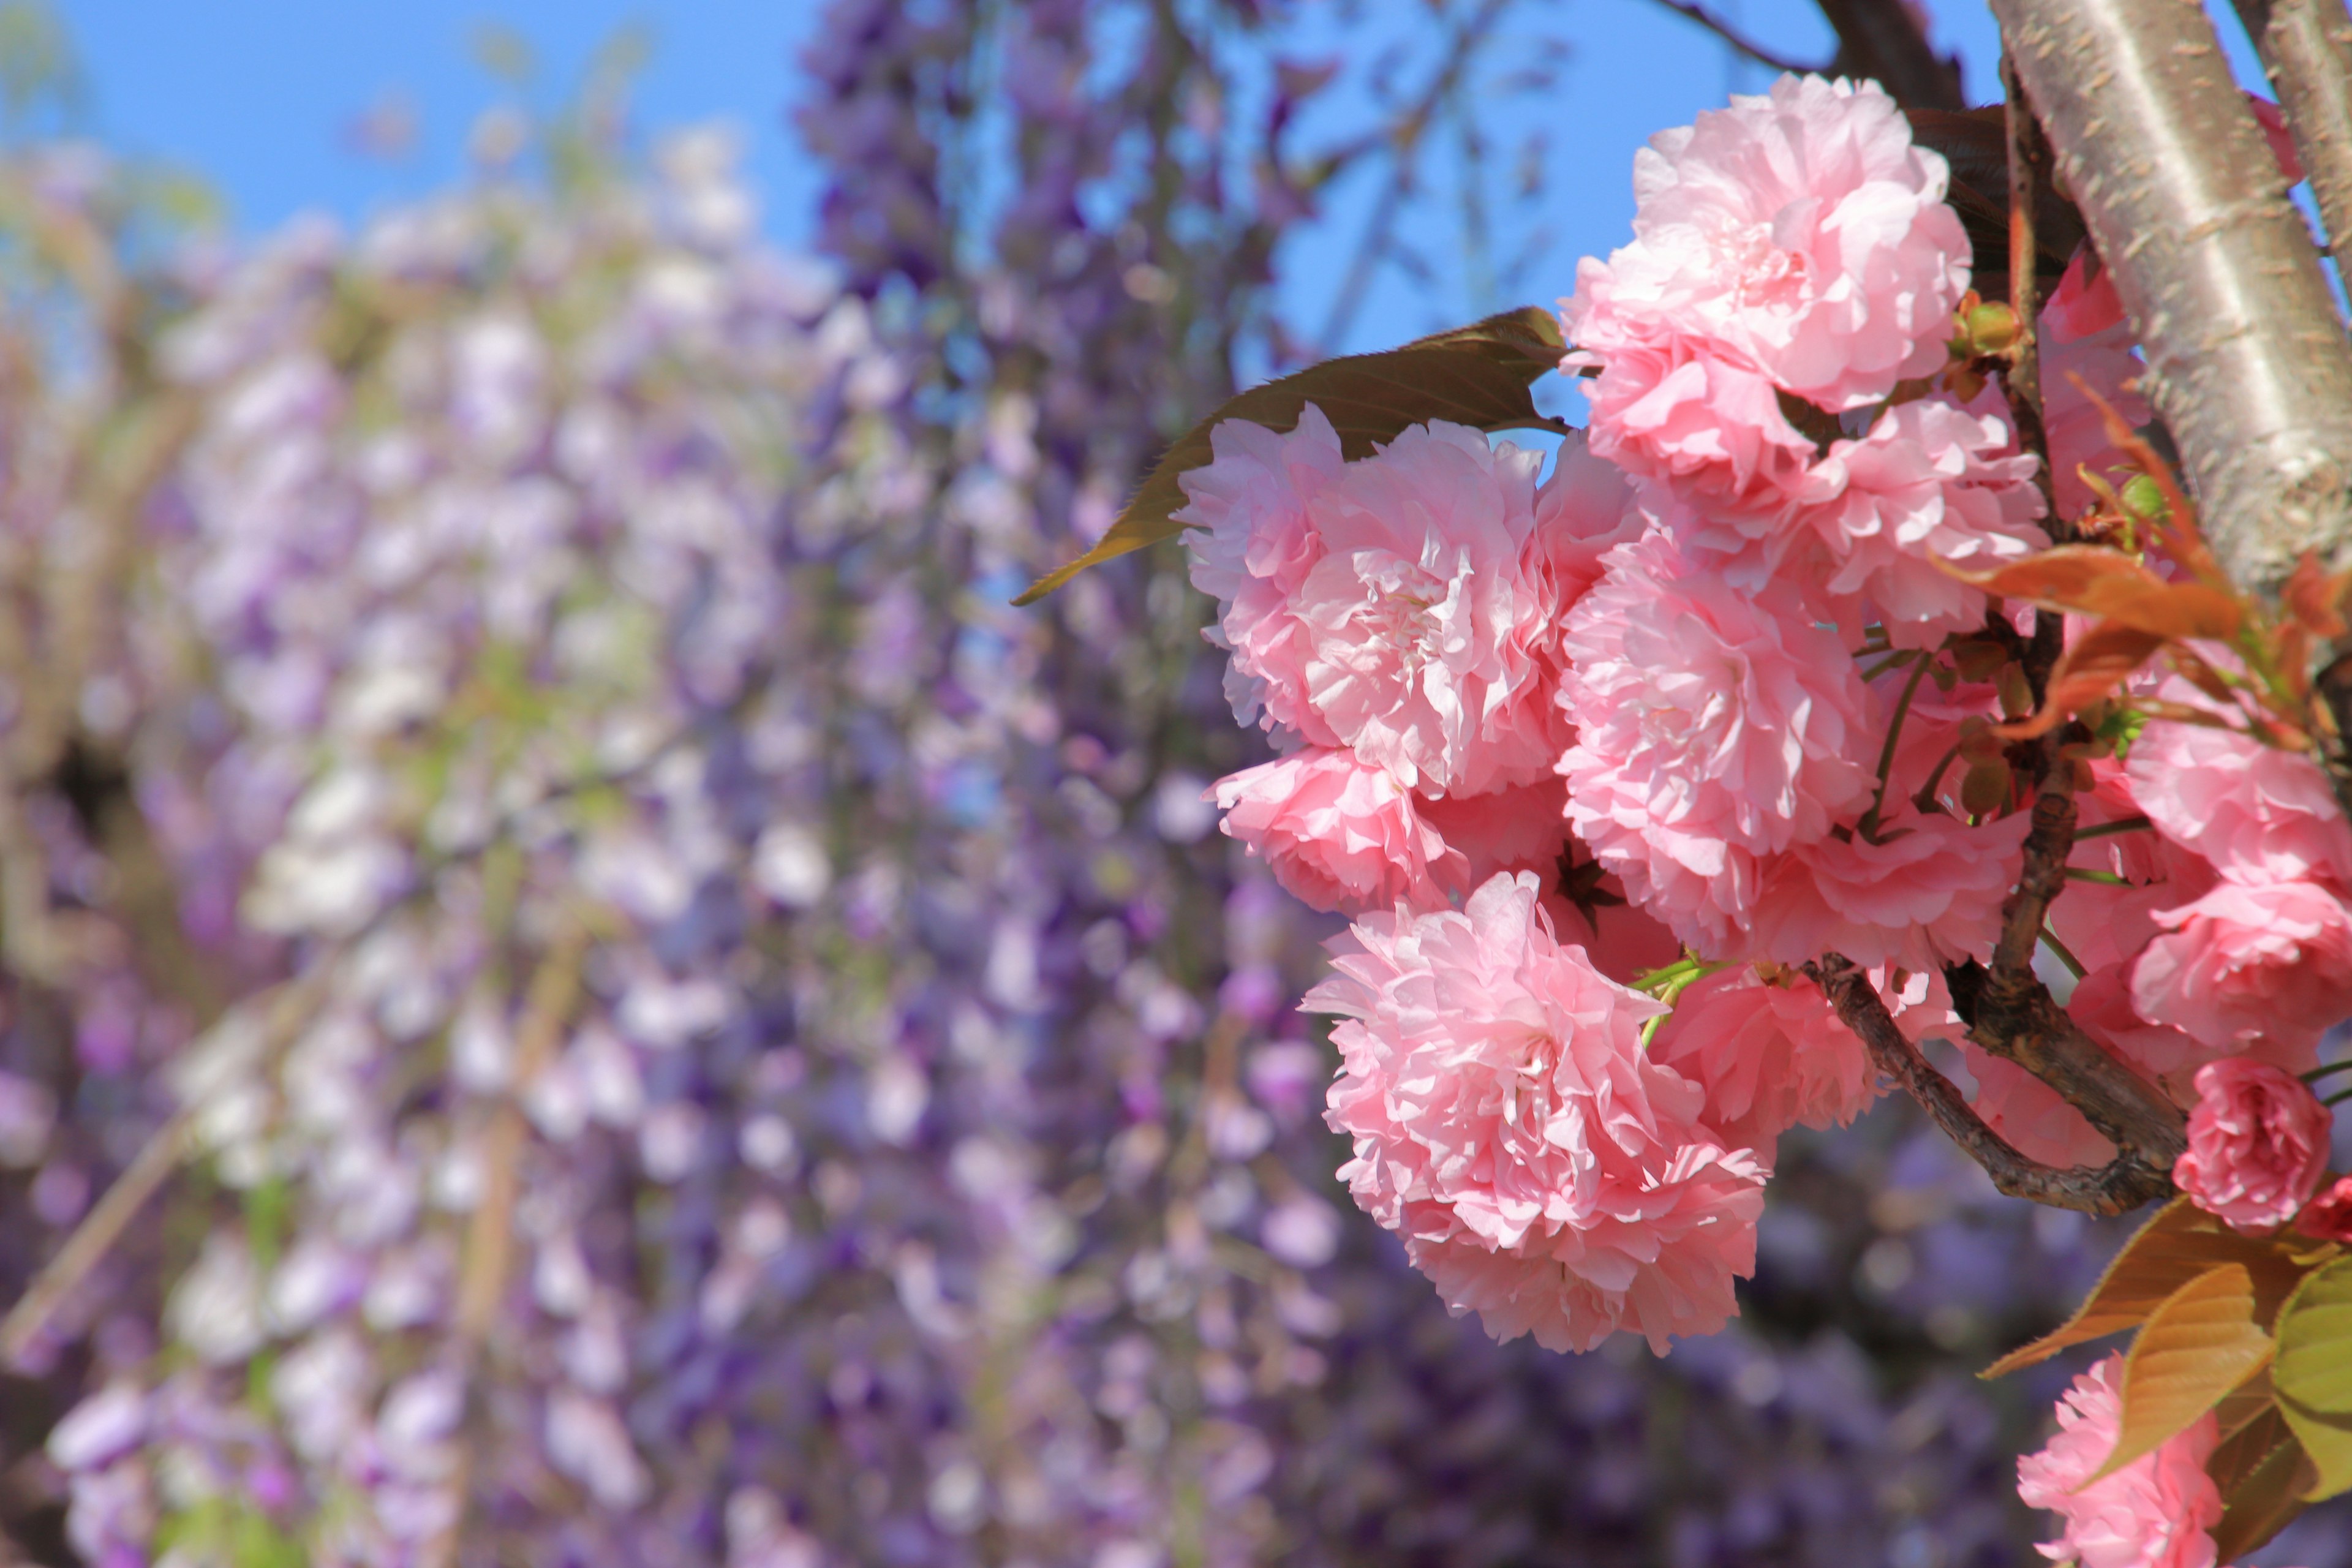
[
  {"left": 2119, "top": 473, "right": 2167, "bottom": 522},
  {"left": 1995, "top": 662, "right": 2035, "bottom": 722},
  {"left": 1964, "top": 301, "right": 2019, "bottom": 355}
]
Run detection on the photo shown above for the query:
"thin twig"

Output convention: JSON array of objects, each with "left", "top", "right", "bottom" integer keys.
[
  {"left": 2002, "top": 56, "right": 2062, "bottom": 533},
  {"left": 0, "top": 972, "right": 328, "bottom": 1366},
  {"left": 1808, "top": 954, "right": 2172, "bottom": 1215},
  {"left": 0, "top": 1106, "right": 187, "bottom": 1368},
  {"left": 1641, "top": 0, "right": 1824, "bottom": 74},
  {"left": 428, "top": 927, "right": 589, "bottom": 1568},
  {"left": 1967, "top": 769, "right": 2189, "bottom": 1174}
]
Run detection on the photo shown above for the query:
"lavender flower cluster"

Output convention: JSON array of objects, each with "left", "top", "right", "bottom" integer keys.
[{"left": 2, "top": 4, "right": 2337, "bottom": 1566}]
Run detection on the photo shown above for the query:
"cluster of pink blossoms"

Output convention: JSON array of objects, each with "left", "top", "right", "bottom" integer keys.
[
  {"left": 1185, "top": 72, "right": 2352, "bottom": 1441},
  {"left": 2018, "top": 1354, "right": 2226, "bottom": 1568}
]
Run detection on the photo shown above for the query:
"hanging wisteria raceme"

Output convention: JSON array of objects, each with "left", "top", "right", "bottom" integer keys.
[{"left": 4, "top": 11, "right": 2342, "bottom": 1568}]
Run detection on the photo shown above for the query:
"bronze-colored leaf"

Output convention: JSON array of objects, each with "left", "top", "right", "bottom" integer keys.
[
  {"left": 1984, "top": 1198, "right": 2310, "bottom": 1378},
  {"left": 1996, "top": 622, "right": 2167, "bottom": 741},
  {"left": 2212, "top": 1366, "right": 2279, "bottom": 1447},
  {"left": 1012, "top": 306, "right": 1566, "bottom": 605},
  {"left": 1950, "top": 546, "right": 2243, "bottom": 641},
  {"left": 2284, "top": 549, "right": 2351, "bottom": 638},
  {"left": 2208, "top": 1404, "right": 2313, "bottom": 1562},
  {"left": 2091, "top": 1264, "right": 2273, "bottom": 1480}
]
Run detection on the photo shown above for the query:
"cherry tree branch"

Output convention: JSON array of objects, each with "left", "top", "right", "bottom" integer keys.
[
  {"left": 1643, "top": 0, "right": 1825, "bottom": 75},
  {"left": 1992, "top": 0, "right": 2352, "bottom": 594},
  {"left": 2233, "top": 0, "right": 2352, "bottom": 257},
  {"left": 1807, "top": 955, "right": 2173, "bottom": 1215},
  {"left": 1813, "top": 0, "right": 1966, "bottom": 112},
  {"left": 1968, "top": 777, "right": 2190, "bottom": 1178}
]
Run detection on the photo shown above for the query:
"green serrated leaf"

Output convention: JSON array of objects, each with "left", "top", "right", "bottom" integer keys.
[
  {"left": 2275, "top": 1256, "right": 2352, "bottom": 1415},
  {"left": 2272, "top": 1256, "right": 2352, "bottom": 1498},
  {"left": 1985, "top": 1197, "right": 2310, "bottom": 1378},
  {"left": 2277, "top": 1396, "right": 2352, "bottom": 1501},
  {"left": 2092, "top": 1264, "right": 2272, "bottom": 1481},
  {"left": 1012, "top": 306, "right": 1566, "bottom": 605}
]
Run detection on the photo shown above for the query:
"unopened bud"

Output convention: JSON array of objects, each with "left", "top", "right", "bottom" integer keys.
[
  {"left": 1964, "top": 301, "right": 2019, "bottom": 355},
  {"left": 2119, "top": 474, "right": 2168, "bottom": 522},
  {"left": 1960, "top": 758, "right": 2013, "bottom": 818},
  {"left": 1995, "top": 662, "right": 2035, "bottom": 722}
]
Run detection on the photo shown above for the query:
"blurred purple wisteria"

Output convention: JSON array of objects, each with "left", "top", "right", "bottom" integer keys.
[{"left": 0, "top": 3, "right": 2342, "bottom": 1566}]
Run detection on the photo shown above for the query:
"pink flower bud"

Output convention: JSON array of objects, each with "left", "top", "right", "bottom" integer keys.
[{"left": 2173, "top": 1058, "right": 2332, "bottom": 1232}]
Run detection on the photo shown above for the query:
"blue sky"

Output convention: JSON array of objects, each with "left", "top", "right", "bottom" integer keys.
[{"left": 52, "top": 1, "right": 2267, "bottom": 356}]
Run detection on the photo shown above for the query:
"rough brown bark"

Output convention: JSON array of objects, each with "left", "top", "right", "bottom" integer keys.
[
  {"left": 2234, "top": 0, "right": 2352, "bottom": 259},
  {"left": 1994, "top": 0, "right": 2352, "bottom": 594},
  {"left": 1972, "top": 771, "right": 2189, "bottom": 1177},
  {"left": 1807, "top": 956, "right": 2173, "bottom": 1215}
]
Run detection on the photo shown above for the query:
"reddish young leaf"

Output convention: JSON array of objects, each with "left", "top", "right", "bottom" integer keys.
[
  {"left": 2283, "top": 550, "right": 2350, "bottom": 638},
  {"left": 1995, "top": 622, "right": 2168, "bottom": 741},
  {"left": 1950, "top": 546, "right": 2242, "bottom": 639}
]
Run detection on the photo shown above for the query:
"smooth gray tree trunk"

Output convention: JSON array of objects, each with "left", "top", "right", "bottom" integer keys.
[{"left": 1992, "top": 0, "right": 2352, "bottom": 594}]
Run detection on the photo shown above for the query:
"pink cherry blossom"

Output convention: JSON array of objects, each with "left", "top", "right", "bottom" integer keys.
[
  {"left": 2131, "top": 878, "right": 2352, "bottom": 1065},
  {"left": 1742, "top": 807, "right": 2032, "bottom": 970},
  {"left": 2046, "top": 764, "right": 2220, "bottom": 976},
  {"left": 1966, "top": 1044, "right": 2117, "bottom": 1170},
  {"left": 2173, "top": 1057, "right": 2331, "bottom": 1232},
  {"left": 1570, "top": 339, "right": 1817, "bottom": 527},
  {"left": 1177, "top": 404, "right": 1348, "bottom": 736},
  {"left": 2295, "top": 1174, "right": 2352, "bottom": 1243},
  {"left": 1646, "top": 965, "right": 1892, "bottom": 1150},
  {"left": 2125, "top": 685, "right": 2352, "bottom": 890},
  {"left": 1420, "top": 778, "right": 1567, "bottom": 886},
  {"left": 1797, "top": 398, "right": 2046, "bottom": 647},
  {"left": 1560, "top": 527, "right": 1877, "bottom": 957},
  {"left": 1210, "top": 748, "right": 1465, "bottom": 916},
  {"left": 1522, "top": 424, "right": 1646, "bottom": 609},
  {"left": 1563, "top": 74, "right": 1969, "bottom": 412},
  {"left": 2068, "top": 964, "right": 2206, "bottom": 1102},
  {"left": 2042, "top": 319, "right": 2150, "bottom": 525},
  {"left": 1550, "top": 889, "right": 1687, "bottom": 988},
  {"left": 2042, "top": 251, "right": 2126, "bottom": 342},
  {"left": 1276, "top": 422, "right": 1569, "bottom": 795},
  {"left": 2016, "top": 1352, "right": 2222, "bottom": 1568},
  {"left": 1308, "top": 872, "right": 1769, "bottom": 1354}
]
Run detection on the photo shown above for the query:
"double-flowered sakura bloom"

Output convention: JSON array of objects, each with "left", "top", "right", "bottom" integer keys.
[
  {"left": 2017, "top": 1354, "right": 2224, "bottom": 1568},
  {"left": 2133, "top": 881, "right": 2352, "bottom": 1063},
  {"left": 1558, "top": 527, "right": 1877, "bottom": 956},
  {"left": 1186, "top": 413, "right": 1640, "bottom": 922},
  {"left": 2120, "top": 681, "right": 2352, "bottom": 1065},
  {"left": 1564, "top": 74, "right": 1968, "bottom": 416},
  {"left": 1210, "top": 748, "right": 1466, "bottom": 916},
  {"left": 1309, "top": 874, "right": 1768, "bottom": 1353},
  {"left": 2127, "top": 687, "right": 2352, "bottom": 889},
  {"left": 1180, "top": 405, "right": 1348, "bottom": 735},
  {"left": 1183, "top": 413, "right": 1615, "bottom": 796},
  {"left": 1795, "top": 398, "right": 2047, "bottom": 646},
  {"left": 1645, "top": 963, "right": 1936, "bottom": 1150},
  {"left": 2172, "top": 1058, "right": 2331, "bottom": 1232}
]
